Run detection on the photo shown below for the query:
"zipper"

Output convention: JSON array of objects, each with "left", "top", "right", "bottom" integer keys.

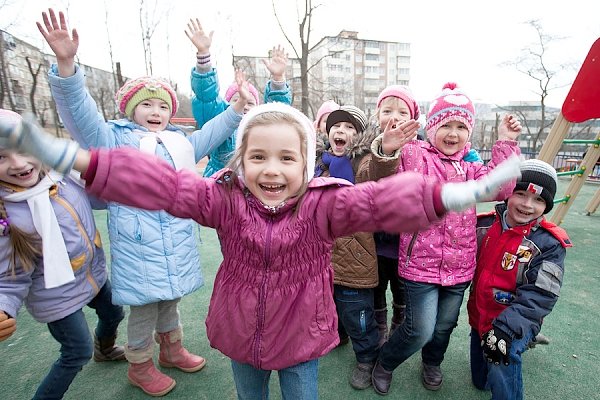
[
  {"left": 51, "top": 188, "right": 100, "bottom": 294},
  {"left": 404, "top": 233, "right": 418, "bottom": 268},
  {"left": 253, "top": 216, "right": 273, "bottom": 368}
]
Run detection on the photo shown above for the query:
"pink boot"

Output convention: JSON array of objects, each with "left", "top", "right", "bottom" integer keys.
[
  {"left": 127, "top": 359, "right": 176, "bottom": 397},
  {"left": 156, "top": 328, "right": 206, "bottom": 373}
]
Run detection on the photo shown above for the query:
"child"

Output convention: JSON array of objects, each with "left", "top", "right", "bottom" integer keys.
[
  {"left": 368, "top": 85, "right": 422, "bottom": 347},
  {"left": 313, "top": 100, "right": 339, "bottom": 138},
  {"left": 314, "top": 105, "right": 380, "bottom": 389},
  {"left": 0, "top": 109, "right": 125, "bottom": 400},
  {"left": 186, "top": 17, "right": 292, "bottom": 177},
  {"left": 468, "top": 159, "right": 571, "bottom": 400},
  {"left": 0, "top": 102, "right": 522, "bottom": 400},
  {"left": 37, "top": 9, "right": 250, "bottom": 396},
  {"left": 370, "top": 82, "right": 523, "bottom": 395}
]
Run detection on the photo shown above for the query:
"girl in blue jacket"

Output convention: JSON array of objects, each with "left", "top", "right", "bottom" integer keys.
[
  {"left": 185, "top": 17, "right": 292, "bottom": 177},
  {"left": 0, "top": 109, "right": 125, "bottom": 400},
  {"left": 37, "top": 8, "right": 251, "bottom": 396}
]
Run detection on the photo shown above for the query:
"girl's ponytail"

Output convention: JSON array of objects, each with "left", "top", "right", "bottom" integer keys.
[{"left": 0, "top": 200, "right": 41, "bottom": 275}]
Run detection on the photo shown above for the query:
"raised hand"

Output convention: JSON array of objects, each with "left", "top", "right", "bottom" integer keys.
[
  {"left": 441, "top": 155, "right": 521, "bottom": 212},
  {"left": 381, "top": 119, "right": 420, "bottom": 155},
  {"left": 230, "top": 69, "right": 250, "bottom": 115},
  {"left": 0, "top": 312, "right": 16, "bottom": 342},
  {"left": 498, "top": 114, "right": 522, "bottom": 141},
  {"left": 0, "top": 113, "right": 80, "bottom": 174},
  {"left": 262, "top": 45, "right": 288, "bottom": 82},
  {"left": 36, "top": 8, "right": 78, "bottom": 76},
  {"left": 185, "top": 18, "right": 213, "bottom": 54}
]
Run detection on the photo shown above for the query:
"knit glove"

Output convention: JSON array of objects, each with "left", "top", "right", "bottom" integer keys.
[
  {"left": 0, "top": 113, "right": 79, "bottom": 174},
  {"left": 482, "top": 327, "right": 512, "bottom": 366},
  {"left": 441, "top": 155, "right": 521, "bottom": 212}
]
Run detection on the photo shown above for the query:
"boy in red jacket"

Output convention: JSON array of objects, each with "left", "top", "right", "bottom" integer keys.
[{"left": 467, "top": 159, "right": 572, "bottom": 400}]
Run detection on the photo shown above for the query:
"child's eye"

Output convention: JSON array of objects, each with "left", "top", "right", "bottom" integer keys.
[
  {"left": 161, "top": 104, "right": 169, "bottom": 110},
  {"left": 535, "top": 196, "right": 546, "bottom": 203},
  {"left": 249, "top": 154, "right": 264, "bottom": 160},
  {"left": 282, "top": 156, "right": 296, "bottom": 161},
  {"left": 381, "top": 110, "right": 391, "bottom": 115}
]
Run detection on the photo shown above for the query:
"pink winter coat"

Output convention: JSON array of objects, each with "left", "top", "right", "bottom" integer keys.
[
  {"left": 371, "top": 137, "right": 520, "bottom": 286},
  {"left": 85, "top": 147, "right": 443, "bottom": 370}
]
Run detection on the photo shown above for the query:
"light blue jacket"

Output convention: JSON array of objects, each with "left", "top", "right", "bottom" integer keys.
[
  {"left": 190, "top": 67, "right": 292, "bottom": 177},
  {"left": 0, "top": 174, "right": 107, "bottom": 323},
  {"left": 48, "top": 65, "right": 242, "bottom": 305}
]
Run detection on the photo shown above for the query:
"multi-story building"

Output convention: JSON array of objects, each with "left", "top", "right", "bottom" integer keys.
[{"left": 234, "top": 30, "right": 411, "bottom": 120}]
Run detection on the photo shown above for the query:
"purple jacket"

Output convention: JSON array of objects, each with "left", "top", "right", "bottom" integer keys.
[{"left": 85, "top": 147, "right": 442, "bottom": 370}]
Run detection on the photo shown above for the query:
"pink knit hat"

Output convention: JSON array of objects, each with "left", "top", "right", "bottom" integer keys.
[
  {"left": 376, "top": 85, "right": 420, "bottom": 120},
  {"left": 313, "top": 100, "right": 339, "bottom": 130},
  {"left": 225, "top": 82, "right": 260, "bottom": 105},
  {"left": 425, "top": 82, "right": 474, "bottom": 143},
  {"left": 0, "top": 109, "right": 22, "bottom": 127},
  {"left": 115, "top": 76, "right": 179, "bottom": 118}
]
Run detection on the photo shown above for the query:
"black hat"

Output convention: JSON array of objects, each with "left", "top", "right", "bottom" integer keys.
[
  {"left": 325, "top": 105, "right": 367, "bottom": 134},
  {"left": 513, "top": 159, "right": 558, "bottom": 214}
]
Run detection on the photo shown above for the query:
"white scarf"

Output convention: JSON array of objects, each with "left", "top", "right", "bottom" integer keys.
[
  {"left": 138, "top": 130, "right": 197, "bottom": 171},
  {"left": 3, "top": 171, "right": 75, "bottom": 289}
]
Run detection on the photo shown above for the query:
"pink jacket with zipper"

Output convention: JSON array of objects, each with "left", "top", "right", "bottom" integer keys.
[
  {"left": 85, "top": 147, "right": 443, "bottom": 370},
  {"left": 379, "top": 139, "right": 520, "bottom": 286}
]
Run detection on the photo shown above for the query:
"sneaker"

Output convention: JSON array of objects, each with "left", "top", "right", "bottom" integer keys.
[
  {"left": 371, "top": 360, "right": 393, "bottom": 395},
  {"left": 528, "top": 333, "right": 551, "bottom": 349},
  {"left": 421, "top": 362, "right": 442, "bottom": 391},
  {"left": 350, "top": 362, "right": 374, "bottom": 390}
]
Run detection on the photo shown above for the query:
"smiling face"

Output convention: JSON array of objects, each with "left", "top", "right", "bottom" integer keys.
[
  {"left": 0, "top": 149, "right": 43, "bottom": 188},
  {"left": 242, "top": 122, "right": 305, "bottom": 207},
  {"left": 132, "top": 98, "right": 171, "bottom": 132},
  {"left": 505, "top": 189, "right": 546, "bottom": 226},
  {"left": 328, "top": 121, "right": 356, "bottom": 156},
  {"left": 433, "top": 120, "right": 470, "bottom": 156},
  {"left": 377, "top": 97, "right": 412, "bottom": 131}
]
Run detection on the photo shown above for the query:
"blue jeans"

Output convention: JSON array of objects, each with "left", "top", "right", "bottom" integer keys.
[
  {"left": 470, "top": 328, "right": 533, "bottom": 400},
  {"left": 231, "top": 359, "right": 318, "bottom": 400},
  {"left": 333, "top": 285, "right": 379, "bottom": 363},
  {"left": 33, "top": 281, "right": 124, "bottom": 400},
  {"left": 378, "top": 279, "right": 470, "bottom": 371}
]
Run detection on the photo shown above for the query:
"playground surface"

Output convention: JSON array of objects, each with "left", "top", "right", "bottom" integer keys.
[{"left": 1, "top": 179, "right": 599, "bottom": 400}]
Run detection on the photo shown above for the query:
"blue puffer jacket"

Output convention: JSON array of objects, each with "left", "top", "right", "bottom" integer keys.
[
  {"left": 0, "top": 173, "right": 107, "bottom": 323},
  {"left": 190, "top": 68, "right": 292, "bottom": 177},
  {"left": 48, "top": 65, "right": 242, "bottom": 306}
]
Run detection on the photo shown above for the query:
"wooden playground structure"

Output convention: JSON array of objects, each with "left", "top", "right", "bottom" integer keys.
[{"left": 537, "top": 37, "right": 600, "bottom": 225}]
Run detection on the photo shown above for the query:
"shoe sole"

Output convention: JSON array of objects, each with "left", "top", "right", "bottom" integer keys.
[
  {"left": 159, "top": 357, "right": 207, "bottom": 373},
  {"left": 128, "top": 377, "right": 176, "bottom": 397},
  {"left": 422, "top": 379, "right": 442, "bottom": 391}
]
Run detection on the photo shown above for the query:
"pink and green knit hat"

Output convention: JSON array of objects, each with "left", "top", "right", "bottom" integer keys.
[
  {"left": 425, "top": 82, "right": 474, "bottom": 143},
  {"left": 115, "top": 76, "right": 179, "bottom": 118}
]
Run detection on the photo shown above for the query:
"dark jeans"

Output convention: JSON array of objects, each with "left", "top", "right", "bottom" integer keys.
[
  {"left": 374, "top": 255, "right": 405, "bottom": 310},
  {"left": 470, "top": 328, "right": 533, "bottom": 400},
  {"left": 33, "top": 281, "right": 124, "bottom": 400},
  {"left": 378, "top": 279, "right": 470, "bottom": 371},
  {"left": 333, "top": 285, "right": 379, "bottom": 363}
]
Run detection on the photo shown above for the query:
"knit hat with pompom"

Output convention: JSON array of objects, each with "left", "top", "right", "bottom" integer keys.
[
  {"left": 425, "top": 82, "right": 474, "bottom": 143},
  {"left": 115, "top": 76, "right": 178, "bottom": 118}
]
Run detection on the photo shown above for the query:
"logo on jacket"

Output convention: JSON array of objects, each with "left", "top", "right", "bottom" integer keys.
[
  {"left": 516, "top": 245, "right": 532, "bottom": 263},
  {"left": 493, "top": 289, "right": 515, "bottom": 305},
  {"left": 501, "top": 252, "right": 517, "bottom": 271}
]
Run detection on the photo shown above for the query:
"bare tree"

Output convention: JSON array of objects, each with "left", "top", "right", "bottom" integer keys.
[
  {"left": 138, "top": 0, "right": 164, "bottom": 75},
  {"left": 501, "top": 20, "right": 572, "bottom": 152}
]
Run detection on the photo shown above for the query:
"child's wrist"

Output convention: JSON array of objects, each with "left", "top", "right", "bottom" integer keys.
[{"left": 196, "top": 52, "right": 211, "bottom": 65}]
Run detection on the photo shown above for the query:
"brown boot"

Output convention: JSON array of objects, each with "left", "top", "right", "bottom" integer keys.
[
  {"left": 93, "top": 334, "right": 126, "bottom": 362},
  {"left": 388, "top": 303, "right": 406, "bottom": 338},
  {"left": 374, "top": 309, "right": 388, "bottom": 348},
  {"left": 371, "top": 360, "right": 393, "bottom": 395},
  {"left": 156, "top": 327, "right": 206, "bottom": 373}
]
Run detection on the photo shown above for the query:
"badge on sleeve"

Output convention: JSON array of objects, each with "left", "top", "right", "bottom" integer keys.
[{"left": 516, "top": 245, "right": 532, "bottom": 263}]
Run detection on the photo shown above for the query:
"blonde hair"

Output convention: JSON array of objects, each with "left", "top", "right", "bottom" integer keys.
[
  {"left": 226, "top": 111, "right": 309, "bottom": 200},
  {"left": 0, "top": 199, "right": 41, "bottom": 275}
]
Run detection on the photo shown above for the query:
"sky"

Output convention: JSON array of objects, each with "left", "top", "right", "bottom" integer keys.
[{"left": 2, "top": 0, "right": 600, "bottom": 109}]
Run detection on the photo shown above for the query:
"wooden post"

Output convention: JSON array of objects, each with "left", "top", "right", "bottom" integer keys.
[
  {"left": 538, "top": 113, "right": 572, "bottom": 164},
  {"left": 585, "top": 189, "right": 600, "bottom": 215}
]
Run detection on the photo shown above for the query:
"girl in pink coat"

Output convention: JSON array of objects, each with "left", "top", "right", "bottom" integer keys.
[
  {"left": 0, "top": 102, "right": 521, "bottom": 400},
  {"left": 370, "top": 82, "right": 522, "bottom": 395}
]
